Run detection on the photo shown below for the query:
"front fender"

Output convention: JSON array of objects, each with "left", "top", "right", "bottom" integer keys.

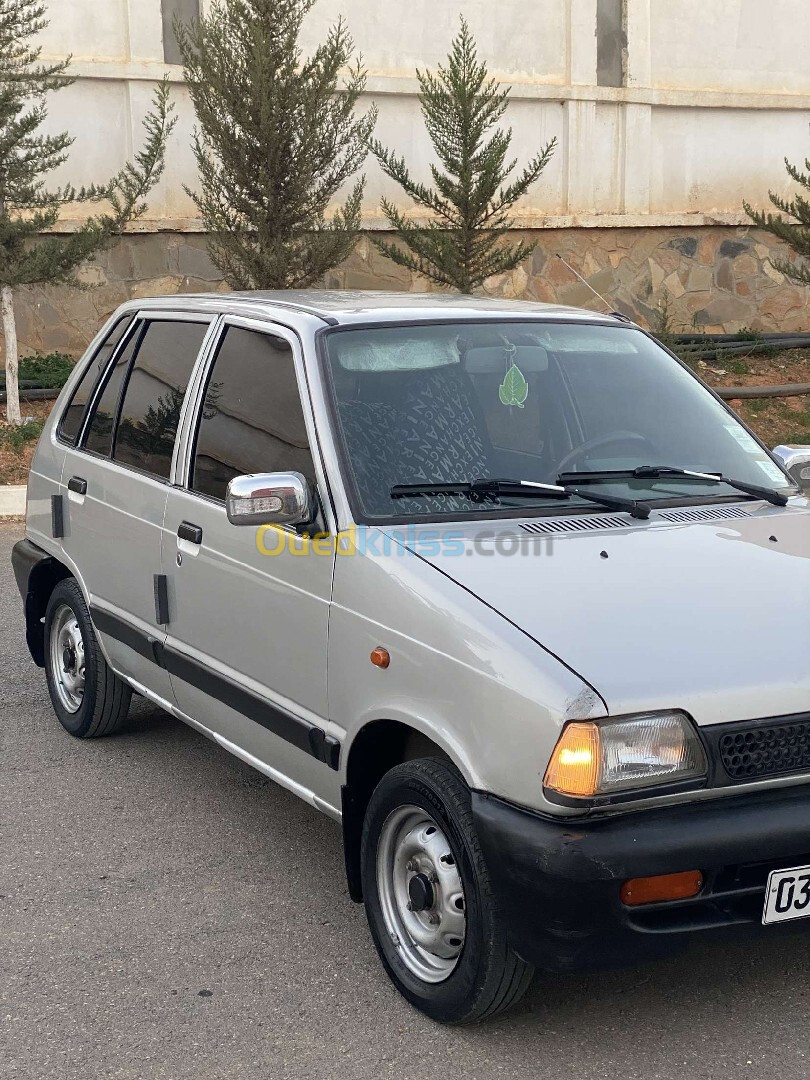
[{"left": 329, "top": 545, "right": 606, "bottom": 816}]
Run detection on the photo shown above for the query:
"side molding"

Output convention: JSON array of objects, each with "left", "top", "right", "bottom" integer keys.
[{"left": 88, "top": 603, "right": 340, "bottom": 771}]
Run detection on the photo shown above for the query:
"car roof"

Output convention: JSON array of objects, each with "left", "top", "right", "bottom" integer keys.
[{"left": 144, "top": 290, "right": 626, "bottom": 328}]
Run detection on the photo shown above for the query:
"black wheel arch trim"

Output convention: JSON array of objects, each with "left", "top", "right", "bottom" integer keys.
[
  {"left": 11, "top": 538, "right": 71, "bottom": 666},
  {"left": 12, "top": 536, "right": 48, "bottom": 599},
  {"left": 87, "top": 604, "right": 340, "bottom": 770}
]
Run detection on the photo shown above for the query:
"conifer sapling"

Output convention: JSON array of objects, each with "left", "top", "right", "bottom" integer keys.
[
  {"left": 176, "top": 0, "right": 377, "bottom": 290},
  {"left": 369, "top": 18, "right": 557, "bottom": 294},
  {"left": 745, "top": 153, "right": 810, "bottom": 286},
  {"left": 0, "top": 0, "right": 175, "bottom": 424}
]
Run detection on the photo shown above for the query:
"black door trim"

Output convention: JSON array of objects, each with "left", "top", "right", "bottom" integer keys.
[
  {"left": 51, "top": 494, "right": 64, "bottom": 538},
  {"left": 153, "top": 574, "right": 170, "bottom": 625},
  {"left": 88, "top": 605, "right": 339, "bottom": 769},
  {"left": 90, "top": 606, "right": 163, "bottom": 664}
]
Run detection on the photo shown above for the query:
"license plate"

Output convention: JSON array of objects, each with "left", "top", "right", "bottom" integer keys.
[{"left": 763, "top": 864, "right": 810, "bottom": 924}]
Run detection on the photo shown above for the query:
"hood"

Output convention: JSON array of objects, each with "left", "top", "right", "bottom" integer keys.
[{"left": 393, "top": 504, "right": 810, "bottom": 725}]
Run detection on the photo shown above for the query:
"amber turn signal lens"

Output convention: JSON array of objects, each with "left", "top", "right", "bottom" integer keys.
[
  {"left": 370, "top": 647, "right": 390, "bottom": 669},
  {"left": 543, "top": 722, "right": 600, "bottom": 797},
  {"left": 620, "top": 870, "right": 703, "bottom": 907}
]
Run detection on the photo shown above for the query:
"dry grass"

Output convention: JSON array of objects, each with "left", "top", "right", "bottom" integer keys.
[
  {"left": 0, "top": 400, "right": 54, "bottom": 485},
  {"left": 693, "top": 349, "right": 810, "bottom": 448}
]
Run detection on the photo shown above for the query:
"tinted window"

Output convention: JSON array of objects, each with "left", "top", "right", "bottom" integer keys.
[
  {"left": 113, "top": 321, "right": 209, "bottom": 480},
  {"left": 84, "top": 326, "right": 142, "bottom": 457},
  {"left": 191, "top": 327, "right": 315, "bottom": 501},
  {"left": 58, "top": 315, "right": 134, "bottom": 444}
]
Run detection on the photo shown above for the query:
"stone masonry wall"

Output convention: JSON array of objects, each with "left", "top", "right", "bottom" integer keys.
[{"left": 12, "top": 225, "right": 810, "bottom": 358}]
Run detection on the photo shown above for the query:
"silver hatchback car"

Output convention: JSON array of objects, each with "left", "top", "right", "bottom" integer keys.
[{"left": 12, "top": 291, "right": 810, "bottom": 1023}]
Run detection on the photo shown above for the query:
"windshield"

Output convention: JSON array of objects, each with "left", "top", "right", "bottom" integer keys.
[{"left": 322, "top": 320, "right": 793, "bottom": 521}]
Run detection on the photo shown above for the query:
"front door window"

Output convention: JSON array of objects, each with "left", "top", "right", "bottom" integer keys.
[{"left": 190, "top": 325, "right": 316, "bottom": 499}]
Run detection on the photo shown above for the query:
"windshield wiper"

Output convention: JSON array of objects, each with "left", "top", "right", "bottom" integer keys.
[
  {"left": 557, "top": 465, "right": 789, "bottom": 508},
  {"left": 391, "top": 478, "right": 567, "bottom": 499},
  {"left": 390, "top": 477, "right": 651, "bottom": 519}
]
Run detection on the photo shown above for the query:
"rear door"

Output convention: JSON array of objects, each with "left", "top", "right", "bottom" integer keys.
[
  {"left": 59, "top": 312, "right": 215, "bottom": 699},
  {"left": 160, "top": 318, "right": 338, "bottom": 808}
]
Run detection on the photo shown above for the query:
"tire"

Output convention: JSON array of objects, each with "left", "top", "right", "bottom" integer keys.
[
  {"left": 361, "top": 757, "right": 534, "bottom": 1024},
  {"left": 43, "top": 578, "right": 132, "bottom": 738}
]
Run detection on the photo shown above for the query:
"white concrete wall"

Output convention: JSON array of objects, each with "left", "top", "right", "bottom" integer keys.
[
  {"left": 648, "top": 0, "right": 810, "bottom": 94},
  {"left": 35, "top": 0, "right": 810, "bottom": 231}
]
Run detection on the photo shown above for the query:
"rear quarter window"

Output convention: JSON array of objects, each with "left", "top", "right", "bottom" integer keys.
[
  {"left": 57, "top": 315, "right": 135, "bottom": 445},
  {"left": 83, "top": 327, "right": 143, "bottom": 458}
]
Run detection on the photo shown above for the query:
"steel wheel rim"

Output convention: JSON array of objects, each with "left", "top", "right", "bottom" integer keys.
[
  {"left": 49, "top": 604, "right": 86, "bottom": 714},
  {"left": 376, "top": 804, "right": 466, "bottom": 984}
]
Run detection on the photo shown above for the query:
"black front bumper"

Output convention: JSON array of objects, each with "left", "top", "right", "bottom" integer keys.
[{"left": 472, "top": 784, "right": 810, "bottom": 972}]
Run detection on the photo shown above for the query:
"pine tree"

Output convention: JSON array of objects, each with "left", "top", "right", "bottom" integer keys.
[
  {"left": 744, "top": 155, "right": 810, "bottom": 286},
  {"left": 176, "top": 0, "right": 377, "bottom": 291},
  {"left": 369, "top": 19, "right": 557, "bottom": 294},
  {"left": 0, "top": 0, "right": 175, "bottom": 424}
]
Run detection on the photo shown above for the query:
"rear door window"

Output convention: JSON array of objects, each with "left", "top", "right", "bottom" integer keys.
[{"left": 112, "top": 320, "right": 210, "bottom": 480}]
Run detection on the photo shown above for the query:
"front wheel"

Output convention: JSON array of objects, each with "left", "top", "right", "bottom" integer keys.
[{"left": 361, "top": 758, "right": 534, "bottom": 1024}]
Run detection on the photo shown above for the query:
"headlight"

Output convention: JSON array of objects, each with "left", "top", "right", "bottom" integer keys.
[{"left": 544, "top": 712, "right": 708, "bottom": 799}]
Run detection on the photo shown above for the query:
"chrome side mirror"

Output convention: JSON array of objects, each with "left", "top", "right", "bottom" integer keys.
[
  {"left": 226, "top": 472, "right": 313, "bottom": 527},
  {"left": 772, "top": 445, "right": 810, "bottom": 492}
]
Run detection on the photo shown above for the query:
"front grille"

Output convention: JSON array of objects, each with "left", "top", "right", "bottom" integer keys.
[{"left": 718, "top": 719, "right": 810, "bottom": 780}]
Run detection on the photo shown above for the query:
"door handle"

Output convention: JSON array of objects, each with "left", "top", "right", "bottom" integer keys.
[
  {"left": 68, "top": 476, "right": 87, "bottom": 495},
  {"left": 177, "top": 521, "right": 203, "bottom": 545}
]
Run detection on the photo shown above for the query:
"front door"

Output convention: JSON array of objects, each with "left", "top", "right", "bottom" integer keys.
[
  {"left": 161, "top": 320, "right": 337, "bottom": 808},
  {"left": 60, "top": 314, "right": 214, "bottom": 699}
]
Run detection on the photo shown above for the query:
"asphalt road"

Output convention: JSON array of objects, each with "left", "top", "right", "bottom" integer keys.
[{"left": 2, "top": 521, "right": 810, "bottom": 1079}]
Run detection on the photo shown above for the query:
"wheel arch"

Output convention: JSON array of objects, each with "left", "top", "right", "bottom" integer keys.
[
  {"left": 14, "top": 544, "right": 72, "bottom": 666},
  {"left": 341, "top": 717, "right": 470, "bottom": 902}
]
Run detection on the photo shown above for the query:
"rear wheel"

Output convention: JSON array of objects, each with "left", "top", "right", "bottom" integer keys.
[
  {"left": 44, "top": 578, "right": 132, "bottom": 738},
  {"left": 361, "top": 757, "right": 534, "bottom": 1024}
]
